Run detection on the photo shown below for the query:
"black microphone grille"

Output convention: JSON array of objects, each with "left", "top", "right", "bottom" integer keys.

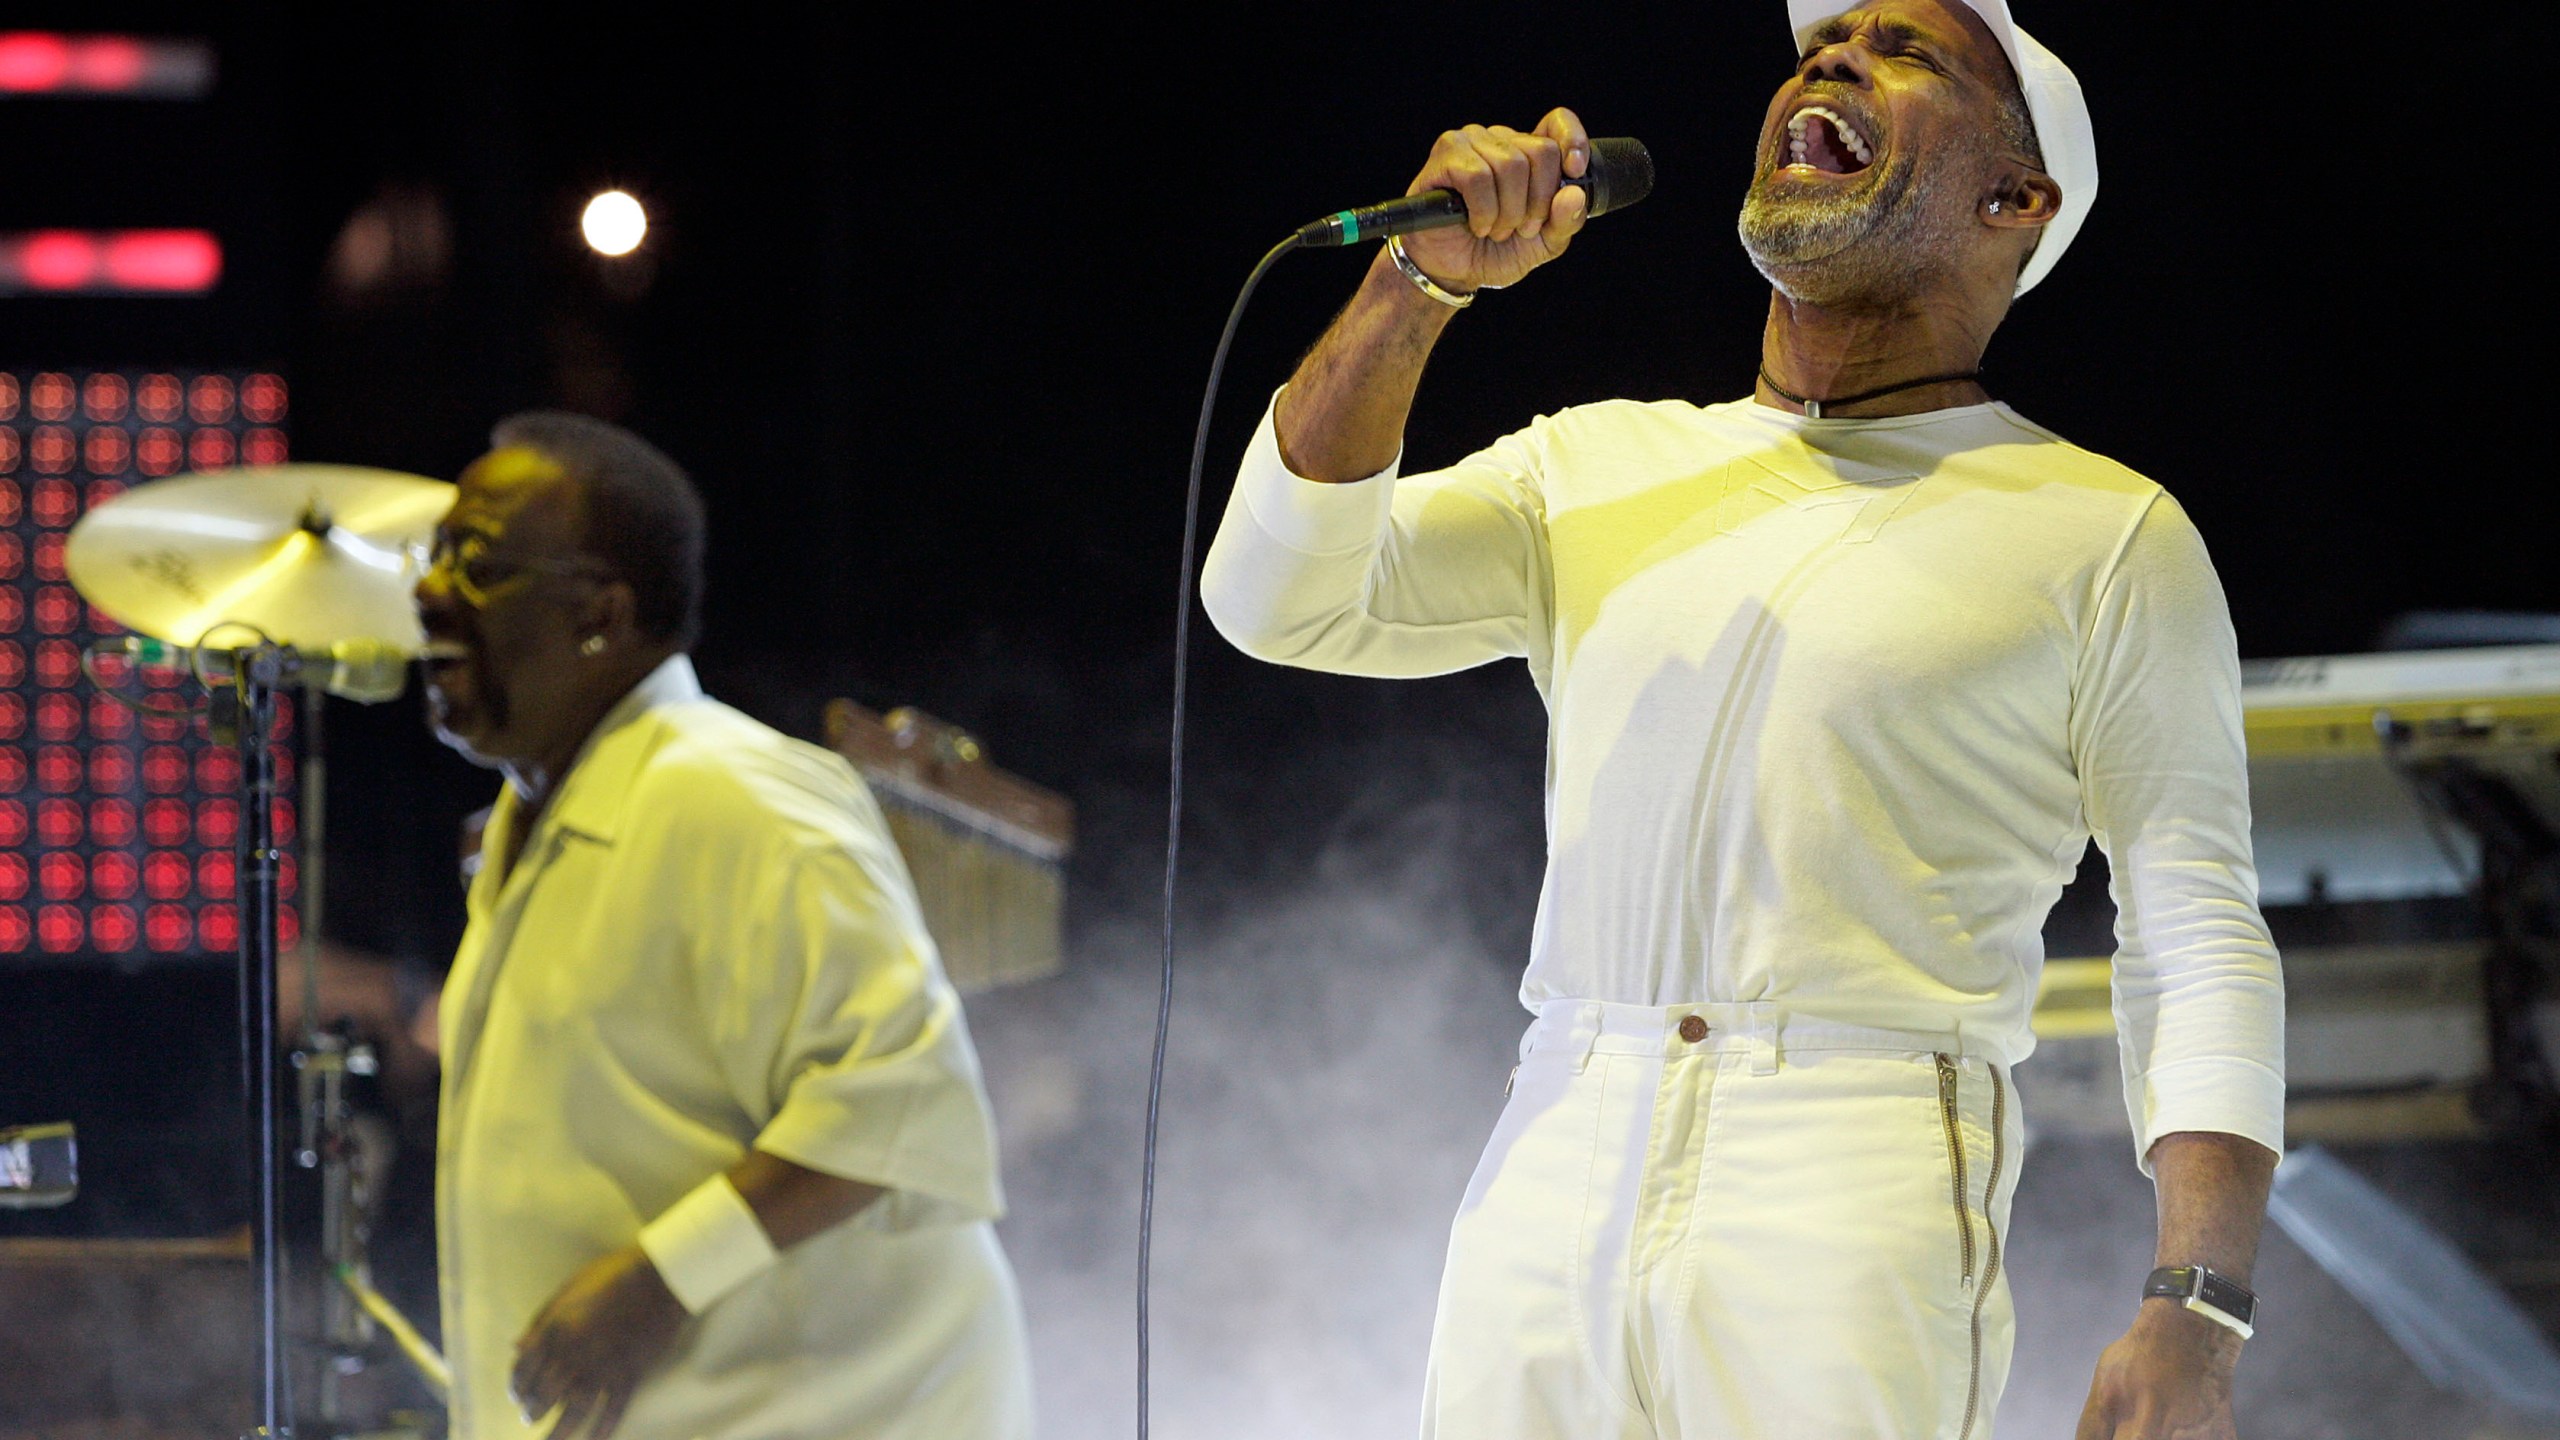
[{"left": 1584, "top": 137, "right": 1656, "bottom": 219}]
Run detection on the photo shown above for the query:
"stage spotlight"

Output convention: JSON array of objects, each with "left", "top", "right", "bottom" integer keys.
[{"left": 580, "top": 190, "right": 646, "bottom": 257}]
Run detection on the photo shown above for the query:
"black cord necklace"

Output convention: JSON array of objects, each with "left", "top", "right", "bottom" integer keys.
[{"left": 1758, "top": 365, "right": 1983, "bottom": 419}]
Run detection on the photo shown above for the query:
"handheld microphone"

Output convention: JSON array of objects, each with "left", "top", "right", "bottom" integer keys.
[
  {"left": 1295, "top": 136, "right": 1655, "bottom": 248},
  {"left": 93, "top": 634, "right": 412, "bottom": 704}
]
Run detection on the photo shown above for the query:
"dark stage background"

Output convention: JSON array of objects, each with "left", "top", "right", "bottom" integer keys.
[
  {"left": 10, "top": 1, "right": 2527, "bottom": 966},
  {"left": 249, "top": 2, "right": 2546, "bottom": 967},
  {"left": 3, "top": 4, "right": 2551, "bottom": 1437}
]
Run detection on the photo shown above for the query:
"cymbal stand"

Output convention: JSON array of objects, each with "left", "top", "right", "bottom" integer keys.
[
  {"left": 223, "top": 644, "right": 292, "bottom": 1439},
  {"left": 298, "top": 684, "right": 327, "bottom": 1087}
]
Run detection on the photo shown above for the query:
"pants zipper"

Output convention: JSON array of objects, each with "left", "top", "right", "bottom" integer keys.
[
  {"left": 1936, "top": 1055, "right": 2008, "bottom": 1440},
  {"left": 1933, "top": 1054, "right": 1975, "bottom": 1291}
]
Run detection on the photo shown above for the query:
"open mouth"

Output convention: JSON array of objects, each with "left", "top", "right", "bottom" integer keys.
[
  {"left": 418, "top": 638, "right": 471, "bottom": 678},
  {"left": 1783, "top": 104, "right": 1875, "bottom": 175}
]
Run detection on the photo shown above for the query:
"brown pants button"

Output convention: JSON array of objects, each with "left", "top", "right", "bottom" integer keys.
[{"left": 1677, "top": 1014, "right": 1709, "bottom": 1043}]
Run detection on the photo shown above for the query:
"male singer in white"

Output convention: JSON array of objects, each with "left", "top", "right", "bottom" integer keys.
[{"left": 1202, "top": 2, "right": 2284, "bottom": 1437}]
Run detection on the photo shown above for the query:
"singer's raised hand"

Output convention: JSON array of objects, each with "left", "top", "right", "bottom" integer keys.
[
  {"left": 1400, "top": 107, "right": 1591, "bottom": 293},
  {"left": 1272, "top": 106, "right": 1596, "bottom": 483}
]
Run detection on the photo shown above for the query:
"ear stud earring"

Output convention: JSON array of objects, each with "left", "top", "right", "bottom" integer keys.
[
  {"left": 580, "top": 635, "right": 607, "bottom": 657},
  {"left": 1988, "top": 199, "right": 2003, "bottom": 214}
]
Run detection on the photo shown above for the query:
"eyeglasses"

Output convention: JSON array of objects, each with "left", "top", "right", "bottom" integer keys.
[{"left": 410, "top": 532, "right": 614, "bottom": 608}]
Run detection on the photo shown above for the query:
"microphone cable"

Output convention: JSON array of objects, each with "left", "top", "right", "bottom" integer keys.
[
  {"left": 1141, "top": 231, "right": 1301, "bottom": 1440},
  {"left": 1137, "top": 141, "right": 1650, "bottom": 1437},
  {"left": 1131, "top": 140, "right": 1648, "bottom": 1424}
]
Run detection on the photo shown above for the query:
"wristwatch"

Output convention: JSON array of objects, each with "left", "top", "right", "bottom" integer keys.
[{"left": 2143, "top": 1265, "right": 2258, "bottom": 1338}]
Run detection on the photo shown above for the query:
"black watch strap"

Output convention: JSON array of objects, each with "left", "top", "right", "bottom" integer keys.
[{"left": 2144, "top": 1265, "right": 2258, "bottom": 1331}]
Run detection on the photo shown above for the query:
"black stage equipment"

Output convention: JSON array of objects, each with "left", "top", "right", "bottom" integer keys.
[{"left": 62, "top": 457, "right": 449, "bottom": 1439}]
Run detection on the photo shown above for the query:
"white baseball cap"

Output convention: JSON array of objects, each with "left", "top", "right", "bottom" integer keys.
[{"left": 1786, "top": 0, "right": 2097, "bottom": 296}]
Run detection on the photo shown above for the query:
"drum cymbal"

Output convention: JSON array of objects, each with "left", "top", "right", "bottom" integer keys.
[{"left": 65, "top": 464, "right": 454, "bottom": 652}]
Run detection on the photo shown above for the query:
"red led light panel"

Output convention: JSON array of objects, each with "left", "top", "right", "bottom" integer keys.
[{"left": 3, "top": 369, "right": 296, "bottom": 961}]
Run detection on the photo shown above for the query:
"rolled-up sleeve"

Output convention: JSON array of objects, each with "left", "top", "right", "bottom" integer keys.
[
  {"left": 2071, "top": 493, "right": 2287, "bottom": 1172},
  {"left": 1200, "top": 390, "right": 1552, "bottom": 679},
  {"left": 700, "top": 837, "right": 1005, "bottom": 1230}
]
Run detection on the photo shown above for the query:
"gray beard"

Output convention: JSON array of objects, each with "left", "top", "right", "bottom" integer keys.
[{"left": 1736, "top": 155, "right": 1966, "bottom": 308}]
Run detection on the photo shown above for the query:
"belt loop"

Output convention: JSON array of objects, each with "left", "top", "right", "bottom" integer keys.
[
  {"left": 1748, "top": 1001, "right": 1780, "bottom": 1076},
  {"left": 1571, "top": 1002, "right": 1603, "bottom": 1075}
]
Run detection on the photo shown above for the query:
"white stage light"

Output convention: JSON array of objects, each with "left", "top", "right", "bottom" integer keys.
[{"left": 580, "top": 191, "right": 646, "bottom": 257}]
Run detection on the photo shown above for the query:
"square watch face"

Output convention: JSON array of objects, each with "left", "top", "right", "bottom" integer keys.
[{"left": 2193, "top": 1269, "right": 2255, "bottom": 1322}]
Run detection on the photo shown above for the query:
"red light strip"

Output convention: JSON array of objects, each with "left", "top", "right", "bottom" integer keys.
[
  {"left": 0, "top": 231, "right": 222, "bottom": 295},
  {"left": 0, "top": 33, "right": 214, "bottom": 98}
]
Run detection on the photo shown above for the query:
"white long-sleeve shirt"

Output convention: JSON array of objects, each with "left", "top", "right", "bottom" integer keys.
[
  {"left": 438, "top": 657, "right": 1031, "bottom": 1439},
  {"left": 1203, "top": 393, "right": 2285, "bottom": 1163}
]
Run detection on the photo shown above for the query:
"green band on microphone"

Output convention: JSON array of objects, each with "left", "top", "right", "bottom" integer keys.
[{"left": 1335, "top": 210, "right": 1358, "bottom": 243}]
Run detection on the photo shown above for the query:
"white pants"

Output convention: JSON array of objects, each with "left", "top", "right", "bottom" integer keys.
[{"left": 1422, "top": 1000, "right": 2022, "bottom": 1440}]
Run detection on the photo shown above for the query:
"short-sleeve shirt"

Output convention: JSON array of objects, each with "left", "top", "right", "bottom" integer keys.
[{"left": 436, "top": 657, "right": 1028, "bottom": 1438}]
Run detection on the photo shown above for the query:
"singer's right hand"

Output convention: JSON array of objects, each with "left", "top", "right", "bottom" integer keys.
[{"left": 1400, "top": 107, "right": 1592, "bottom": 293}]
